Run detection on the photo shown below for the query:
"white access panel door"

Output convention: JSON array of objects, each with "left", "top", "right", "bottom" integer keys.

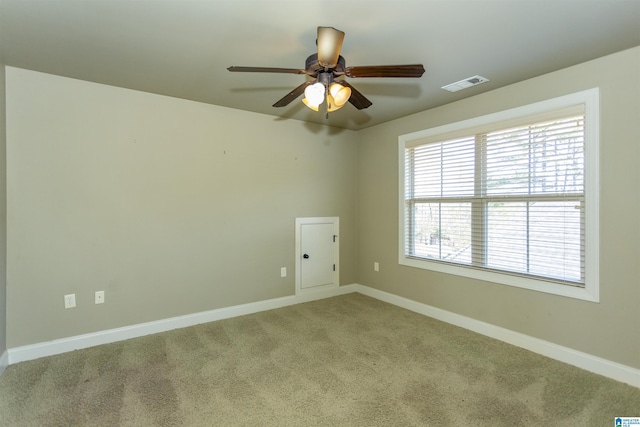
[{"left": 296, "top": 217, "right": 339, "bottom": 294}]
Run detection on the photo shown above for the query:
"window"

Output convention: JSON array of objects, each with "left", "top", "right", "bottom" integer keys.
[{"left": 399, "top": 89, "right": 599, "bottom": 301}]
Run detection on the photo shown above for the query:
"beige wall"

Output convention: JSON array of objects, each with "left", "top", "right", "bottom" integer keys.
[
  {"left": 0, "top": 64, "right": 6, "bottom": 356},
  {"left": 4, "top": 47, "right": 639, "bottom": 371},
  {"left": 5, "top": 67, "right": 358, "bottom": 347},
  {"left": 357, "top": 46, "right": 640, "bottom": 369}
]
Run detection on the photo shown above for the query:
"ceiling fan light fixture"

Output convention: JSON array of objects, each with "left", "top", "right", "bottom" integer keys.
[
  {"left": 304, "top": 82, "right": 325, "bottom": 106},
  {"left": 302, "top": 97, "right": 320, "bottom": 111},
  {"left": 326, "top": 94, "right": 344, "bottom": 112},
  {"left": 329, "top": 83, "right": 351, "bottom": 107}
]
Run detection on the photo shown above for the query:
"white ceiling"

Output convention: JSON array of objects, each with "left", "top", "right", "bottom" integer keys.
[{"left": 1, "top": 0, "right": 639, "bottom": 131}]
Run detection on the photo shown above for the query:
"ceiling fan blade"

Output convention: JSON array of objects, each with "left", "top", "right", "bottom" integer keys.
[
  {"left": 228, "top": 66, "right": 309, "bottom": 75},
  {"left": 273, "top": 81, "right": 313, "bottom": 107},
  {"left": 344, "top": 64, "right": 425, "bottom": 78},
  {"left": 317, "top": 27, "right": 345, "bottom": 68},
  {"left": 339, "top": 81, "right": 372, "bottom": 110}
]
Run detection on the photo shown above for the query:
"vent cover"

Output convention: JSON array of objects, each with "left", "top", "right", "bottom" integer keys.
[{"left": 442, "top": 75, "right": 489, "bottom": 92}]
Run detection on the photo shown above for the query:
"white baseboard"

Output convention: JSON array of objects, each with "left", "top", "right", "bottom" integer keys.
[
  {"left": 6, "top": 282, "right": 639, "bottom": 389},
  {"left": 8, "top": 284, "right": 358, "bottom": 365},
  {"left": 353, "top": 284, "right": 640, "bottom": 389},
  {"left": 0, "top": 350, "right": 8, "bottom": 377}
]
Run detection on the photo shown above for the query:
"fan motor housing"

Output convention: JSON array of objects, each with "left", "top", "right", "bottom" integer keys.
[{"left": 305, "top": 53, "right": 346, "bottom": 76}]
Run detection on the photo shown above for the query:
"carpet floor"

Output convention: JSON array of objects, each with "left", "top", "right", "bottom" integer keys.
[{"left": 0, "top": 293, "right": 638, "bottom": 426}]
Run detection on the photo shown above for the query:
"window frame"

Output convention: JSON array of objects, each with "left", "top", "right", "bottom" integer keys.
[{"left": 398, "top": 88, "right": 599, "bottom": 302}]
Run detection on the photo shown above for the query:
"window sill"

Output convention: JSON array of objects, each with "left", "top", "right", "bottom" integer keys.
[{"left": 399, "top": 256, "right": 599, "bottom": 302}]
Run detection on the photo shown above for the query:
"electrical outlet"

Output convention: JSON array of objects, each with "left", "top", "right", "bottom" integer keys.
[
  {"left": 374, "top": 262, "right": 379, "bottom": 272},
  {"left": 95, "top": 290, "right": 105, "bottom": 304},
  {"left": 64, "top": 294, "right": 76, "bottom": 309},
  {"left": 281, "top": 267, "right": 287, "bottom": 278}
]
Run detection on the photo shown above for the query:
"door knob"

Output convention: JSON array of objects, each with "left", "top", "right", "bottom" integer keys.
[{"left": 303, "top": 254, "right": 310, "bottom": 259}]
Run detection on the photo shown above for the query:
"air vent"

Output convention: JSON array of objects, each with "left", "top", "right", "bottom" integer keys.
[{"left": 442, "top": 75, "right": 489, "bottom": 92}]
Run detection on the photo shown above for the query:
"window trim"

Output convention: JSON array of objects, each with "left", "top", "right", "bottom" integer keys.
[{"left": 398, "top": 88, "right": 599, "bottom": 302}]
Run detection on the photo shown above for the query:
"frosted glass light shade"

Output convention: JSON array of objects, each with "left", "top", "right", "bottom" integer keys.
[
  {"left": 304, "top": 82, "right": 325, "bottom": 106},
  {"left": 302, "top": 97, "right": 320, "bottom": 111},
  {"left": 329, "top": 83, "right": 351, "bottom": 107},
  {"left": 326, "top": 94, "right": 342, "bottom": 112}
]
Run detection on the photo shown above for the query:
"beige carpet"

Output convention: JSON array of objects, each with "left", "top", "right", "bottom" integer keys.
[{"left": 0, "top": 293, "right": 638, "bottom": 426}]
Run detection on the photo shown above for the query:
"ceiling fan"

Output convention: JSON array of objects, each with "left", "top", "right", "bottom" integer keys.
[{"left": 227, "top": 26, "right": 425, "bottom": 113}]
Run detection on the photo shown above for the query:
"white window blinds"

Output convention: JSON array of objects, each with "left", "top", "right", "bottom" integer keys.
[{"left": 404, "top": 113, "right": 586, "bottom": 286}]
